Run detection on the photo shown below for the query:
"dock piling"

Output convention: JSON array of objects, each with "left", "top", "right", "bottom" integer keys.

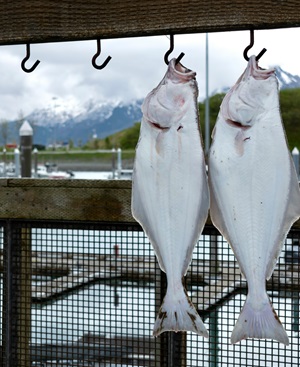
[{"left": 20, "top": 121, "right": 33, "bottom": 178}]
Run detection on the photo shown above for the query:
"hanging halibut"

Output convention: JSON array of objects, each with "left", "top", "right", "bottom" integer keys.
[
  {"left": 208, "top": 55, "right": 300, "bottom": 345},
  {"left": 131, "top": 59, "right": 209, "bottom": 337}
]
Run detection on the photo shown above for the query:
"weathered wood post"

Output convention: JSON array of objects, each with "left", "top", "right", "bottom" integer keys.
[
  {"left": 20, "top": 121, "right": 33, "bottom": 178},
  {"left": 292, "top": 292, "right": 300, "bottom": 333},
  {"left": 210, "top": 234, "right": 219, "bottom": 277},
  {"left": 209, "top": 233, "right": 220, "bottom": 367},
  {"left": 3, "top": 223, "right": 31, "bottom": 367},
  {"left": 19, "top": 228, "right": 32, "bottom": 367}
]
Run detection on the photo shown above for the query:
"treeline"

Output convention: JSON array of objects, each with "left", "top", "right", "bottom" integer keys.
[
  {"left": 89, "top": 88, "right": 300, "bottom": 151},
  {"left": 279, "top": 88, "right": 300, "bottom": 150}
]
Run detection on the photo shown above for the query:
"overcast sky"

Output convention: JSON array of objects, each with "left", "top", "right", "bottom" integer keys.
[{"left": 0, "top": 27, "right": 299, "bottom": 120}]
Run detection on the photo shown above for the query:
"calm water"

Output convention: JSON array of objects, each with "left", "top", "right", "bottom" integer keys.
[{"left": 73, "top": 171, "right": 114, "bottom": 180}]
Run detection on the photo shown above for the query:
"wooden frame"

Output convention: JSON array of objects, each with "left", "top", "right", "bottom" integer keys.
[{"left": 0, "top": 1, "right": 299, "bottom": 45}]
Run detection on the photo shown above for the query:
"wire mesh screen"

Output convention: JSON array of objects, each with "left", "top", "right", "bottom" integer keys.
[
  {"left": 1, "top": 220, "right": 300, "bottom": 366},
  {"left": 190, "top": 227, "right": 300, "bottom": 367}
]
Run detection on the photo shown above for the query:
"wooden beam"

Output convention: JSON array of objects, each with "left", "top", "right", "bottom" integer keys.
[
  {"left": 0, "top": 179, "right": 299, "bottom": 230},
  {"left": 0, "top": 0, "right": 299, "bottom": 45},
  {"left": 0, "top": 178, "right": 133, "bottom": 222}
]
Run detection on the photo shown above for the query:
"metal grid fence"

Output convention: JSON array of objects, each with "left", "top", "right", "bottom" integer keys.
[{"left": 0, "top": 220, "right": 299, "bottom": 366}]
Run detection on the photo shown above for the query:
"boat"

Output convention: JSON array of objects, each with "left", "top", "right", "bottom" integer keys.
[{"left": 35, "top": 163, "right": 74, "bottom": 179}]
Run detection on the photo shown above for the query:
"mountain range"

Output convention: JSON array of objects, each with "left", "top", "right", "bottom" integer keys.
[
  {"left": 3, "top": 66, "right": 300, "bottom": 147},
  {"left": 27, "top": 98, "right": 144, "bottom": 147}
]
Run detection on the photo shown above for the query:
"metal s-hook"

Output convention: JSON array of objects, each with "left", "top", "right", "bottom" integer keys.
[
  {"left": 92, "top": 38, "right": 112, "bottom": 70},
  {"left": 21, "top": 43, "right": 40, "bottom": 73},
  {"left": 164, "top": 34, "right": 185, "bottom": 65},
  {"left": 243, "top": 29, "right": 267, "bottom": 62}
]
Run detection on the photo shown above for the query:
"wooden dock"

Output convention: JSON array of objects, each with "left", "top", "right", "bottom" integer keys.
[
  {"left": 2, "top": 250, "right": 293, "bottom": 302},
  {"left": 30, "top": 251, "right": 208, "bottom": 301},
  {"left": 29, "top": 334, "right": 156, "bottom": 366},
  {"left": 193, "top": 260, "right": 300, "bottom": 318},
  {"left": 1, "top": 246, "right": 299, "bottom": 304}
]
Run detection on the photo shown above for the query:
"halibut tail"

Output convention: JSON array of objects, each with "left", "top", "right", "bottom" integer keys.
[
  {"left": 153, "top": 288, "right": 208, "bottom": 338},
  {"left": 231, "top": 294, "right": 289, "bottom": 345}
]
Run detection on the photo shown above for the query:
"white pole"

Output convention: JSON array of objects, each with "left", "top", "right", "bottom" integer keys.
[
  {"left": 117, "top": 148, "right": 122, "bottom": 179},
  {"left": 33, "top": 147, "right": 38, "bottom": 177},
  {"left": 14, "top": 148, "right": 20, "bottom": 177},
  {"left": 205, "top": 33, "right": 210, "bottom": 154},
  {"left": 19, "top": 120, "right": 33, "bottom": 177},
  {"left": 292, "top": 147, "right": 299, "bottom": 179},
  {"left": 2, "top": 148, "right": 6, "bottom": 177}
]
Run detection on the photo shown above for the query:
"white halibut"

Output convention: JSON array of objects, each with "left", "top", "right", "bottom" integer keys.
[
  {"left": 131, "top": 59, "right": 209, "bottom": 337},
  {"left": 208, "top": 55, "right": 300, "bottom": 345}
]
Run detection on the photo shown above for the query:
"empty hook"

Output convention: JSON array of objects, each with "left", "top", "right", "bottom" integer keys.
[
  {"left": 92, "top": 38, "right": 112, "bottom": 70},
  {"left": 164, "top": 34, "right": 185, "bottom": 65},
  {"left": 21, "top": 43, "right": 40, "bottom": 73},
  {"left": 243, "top": 29, "right": 267, "bottom": 62}
]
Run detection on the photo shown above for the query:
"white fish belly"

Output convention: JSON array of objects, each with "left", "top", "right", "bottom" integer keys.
[
  {"left": 132, "top": 107, "right": 209, "bottom": 278},
  {"left": 209, "top": 114, "right": 299, "bottom": 284}
]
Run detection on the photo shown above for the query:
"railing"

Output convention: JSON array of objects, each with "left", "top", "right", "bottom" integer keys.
[{"left": 0, "top": 178, "right": 299, "bottom": 367}]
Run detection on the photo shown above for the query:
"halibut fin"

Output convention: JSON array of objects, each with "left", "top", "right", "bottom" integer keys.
[
  {"left": 153, "top": 288, "right": 208, "bottom": 338},
  {"left": 231, "top": 295, "right": 289, "bottom": 345}
]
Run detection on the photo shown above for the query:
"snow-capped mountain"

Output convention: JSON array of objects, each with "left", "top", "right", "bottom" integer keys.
[
  {"left": 25, "top": 98, "right": 143, "bottom": 146},
  {"left": 211, "top": 66, "right": 300, "bottom": 96},
  {"left": 28, "top": 96, "right": 86, "bottom": 127},
  {"left": 274, "top": 66, "right": 300, "bottom": 89}
]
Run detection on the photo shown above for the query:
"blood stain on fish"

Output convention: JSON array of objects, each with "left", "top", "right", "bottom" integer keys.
[{"left": 150, "top": 121, "right": 170, "bottom": 131}]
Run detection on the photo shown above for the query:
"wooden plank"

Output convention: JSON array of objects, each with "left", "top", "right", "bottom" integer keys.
[
  {"left": 193, "top": 260, "right": 300, "bottom": 314},
  {"left": 0, "top": 177, "right": 130, "bottom": 188},
  {"left": 0, "top": 178, "right": 133, "bottom": 222},
  {"left": 32, "top": 270, "right": 121, "bottom": 301},
  {"left": 0, "top": 0, "right": 299, "bottom": 45},
  {"left": 30, "top": 335, "right": 156, "bottom": 365},
  {"left": 0, "top": 179, "right": 299, "bottom": 229},
  {"left": 195, "top": 279, "right": 246, "bottom": 311},
  {"left": 30, "top": 342, "right": 132, "bottom": 362},
  {"left": 79, "top": 333, "right": 156, "bottom": 358}
]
